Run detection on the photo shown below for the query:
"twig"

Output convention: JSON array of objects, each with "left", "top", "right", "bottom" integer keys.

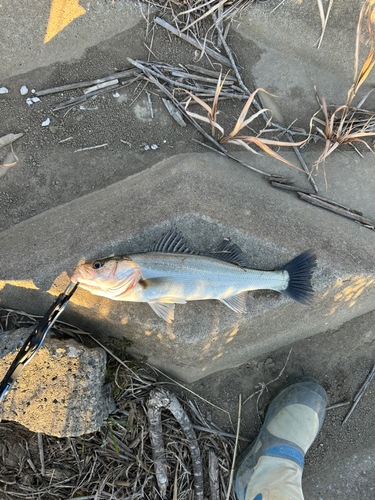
[
  {"left": 286, "top": 133, "right": 318, "bottom": 193},
  {"left": 270, "top": 0, "right": 287, "bottom": 14},
  {"left": 0, "top": 133, "right": 23, "bottom": 148},
  {"left": 193, "top": 139, "right": 292, "bottom": 183},
  {"left": 343, "top": 363, "right": 375, "bottom": 424},
  {"left": 155, "top": 17, "right": 232, "bottom": 67},
  {"left": 243, "top": 348, "right": 293, "bottom": 407},
  {"left": 162, "top": 99, "right": 186, "bottom": 127},
  {"left": 59, "top": 137, "right": 73, "bottom": 143},
  {"left": 83, "top": 79, "right": 119, "bottom": 94},
  {"left": 225, "top": 394, "right": 241, "bottom": 500},
  {"left": 38, "top": 433, "right": 45, "bottom": 477},
  {"left": 297, "top": 192, "right": 375, "bottom": 229},
  {"left": 326, "top": 401, "right": 350, "bottom": 411},
  {"left": 147, "top": 388, "right": 204, "bottom": 500},
  {"left": 35, "top": 69, "right": 139, "bottom": 96},
  {"left": 127, "top": 58, "right": 228, "bottom": 153},
  {"left": 192, "top": 424, "right": 251, "bottom": 442},
  {"left": 146, "top": 91, "right": 154, "bottom": 119},
  {"left": 74, "top": 143, "right": 108, "bottom": 153},
  {"left": 208, "top": 450, "right": 219, "bottom": 500},
  {"left": 53, "top": 84, "right": 120, "bottom": 111}
]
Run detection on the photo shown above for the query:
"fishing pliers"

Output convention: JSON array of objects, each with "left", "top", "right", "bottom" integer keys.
[{"left": 0, "top": 281, "right": 78, "bottom": 404}]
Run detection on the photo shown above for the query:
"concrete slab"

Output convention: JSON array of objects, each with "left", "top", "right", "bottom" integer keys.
[
  {"left": 0, "top": 152, "right": 374, "bottom": 382},
  {"left": 234, "top": 0, "right": 375, "bottom": 127}
]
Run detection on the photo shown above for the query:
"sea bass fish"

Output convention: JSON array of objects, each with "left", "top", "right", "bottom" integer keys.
[{"left": 71, "top": 230, "right": 316, "bottom": 323}]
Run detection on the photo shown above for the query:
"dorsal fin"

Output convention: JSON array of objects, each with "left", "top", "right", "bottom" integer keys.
[
  {"left": 205, "top": 238, "right": 250, "bottom": 268},
  {"left": 150, "top": 230, "right": 249, "bottom": 267},
  {"left": 149, "top": 230, "right": 194, "bottom": 254}
]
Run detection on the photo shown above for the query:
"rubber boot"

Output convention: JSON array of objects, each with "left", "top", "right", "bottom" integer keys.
[{"left": 235, "top": 377, "right": 327, "bottom": 500}]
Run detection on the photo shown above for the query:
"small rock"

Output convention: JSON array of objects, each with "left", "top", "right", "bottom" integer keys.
[
  {"left": 144, "top": 145, "right": 150, "bottom": 151},
  {"left": 113, "top": 92, "right": 120, "bottom": 98},
  {"left": 41, "top": 118, "right": 50, "bottom": 126},
  {"left": 26, "top": 98, "right": 33, "bottom": 106},
  {"left": 31, "top": 89, "right": 35, "bottom": 93},
  {"left": 0, "top": 327, "right": 115, "bottom": 437},
  {"left": 151, "top": 144, "right": 158, "bottom": 150},
  {"left": 264, "top": 357, "right": 275, "bottom": 368},
  {"left": 32, "top": 97, "right": 40, "bottom": 103},
  {"left": 20, "top": 86, "right": 28, "bottom": 95},
  {"left": 0, "top": 87, "right": 8, "bottom": 94}
]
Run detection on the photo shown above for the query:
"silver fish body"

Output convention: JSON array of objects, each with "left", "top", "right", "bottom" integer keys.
[{"left": 71, "top": 231, "right": 316, "bottom": 322}]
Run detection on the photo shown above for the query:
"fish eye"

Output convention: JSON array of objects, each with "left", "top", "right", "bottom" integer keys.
[{"left": 92, "top": 261, "right": 104, "bottom": 269}]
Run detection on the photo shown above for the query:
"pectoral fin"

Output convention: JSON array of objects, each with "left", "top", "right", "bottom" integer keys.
[
  {"left": 220, "top": 292, "right": 247, "bottom": 314},
  {"left": 148, "top": 297, "right": 187, "bottom": 323}
]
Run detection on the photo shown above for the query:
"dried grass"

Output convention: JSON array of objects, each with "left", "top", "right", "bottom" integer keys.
[
  {"left": 183, "top": 74, "right": 308, "bottom": 170},
  {"left": 313, "top": 0, "right": 375, "bottom": 186},
  {"left": 0, "top": 308, "right": 238, "bottom": 500}
]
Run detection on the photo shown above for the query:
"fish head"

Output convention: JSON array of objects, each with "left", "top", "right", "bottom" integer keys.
[{"left": 71, "top": 256, "right": 142, "bottom": 297}]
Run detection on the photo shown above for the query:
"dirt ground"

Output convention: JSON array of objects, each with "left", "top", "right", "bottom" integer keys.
[{"left": 1, "top": 0, "right": 375, "bottom": 498}]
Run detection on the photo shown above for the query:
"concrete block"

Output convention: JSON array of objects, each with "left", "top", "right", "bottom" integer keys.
[
  {"left": 0, "top": 152, "right": 374, "bottom": 382},
  {"left": 0, "top": 327, "right": 115, "bottom": 436}
]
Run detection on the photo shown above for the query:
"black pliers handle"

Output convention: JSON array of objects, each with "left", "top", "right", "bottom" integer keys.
[{"left": 0, "top": 281, "right": 79, "bottom": 404}]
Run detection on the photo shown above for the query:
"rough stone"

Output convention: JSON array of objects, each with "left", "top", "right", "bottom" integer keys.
[
  {"left": 0, "top": 327, "right": 115, "bottom": 437},
  {"left": 0, "top": 152, "right": 374, "bottom": 383}
]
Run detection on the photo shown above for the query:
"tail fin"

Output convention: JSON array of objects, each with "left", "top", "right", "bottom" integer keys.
[{"left": 279, "top": 250, "right": 316, "bottom": 305}]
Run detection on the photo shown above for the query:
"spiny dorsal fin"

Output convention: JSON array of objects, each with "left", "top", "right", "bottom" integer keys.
[
  {"left": 149, "top": 230, "right": 194, "bottom": 254},
  {"left": 205, "top": 238, "right": 250, "bottom": 268},
  {"left": 150, "top": 230, "right": 249, "bottom": 268}
]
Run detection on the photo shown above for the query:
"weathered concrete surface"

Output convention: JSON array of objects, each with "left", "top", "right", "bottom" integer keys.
[
  {"left": 0, "top": 327, "right": 114, "bottom": 436},
  {"left": 0, "top": 152, "right": 374, "bottom": 382},
  {"left": 0, "top": 0, "right": 144, "bottom": 80},
  {"left": 235, "top": 0, "right": 375, "bottom": 127}
]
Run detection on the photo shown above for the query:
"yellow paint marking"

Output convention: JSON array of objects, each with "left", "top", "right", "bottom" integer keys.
[
  {"left": 226, "top": 337, "right": 234, "bottom": 344},
  {"left": 157, "top": 333, "right": 163, "bottom": 339},
  {"left": 334, "top": 292, "right": 343, "bottom": 301},
  {"left": 212, "top": 336, "right": 218, "bottom": 342},
  {"left": 145, "top": 331, "right": 151, "bottom": 336},
  {"left": 169, "top": 333, "right": 176, "bottom": 340},
  {"left": 349, "top": 301, "right": 356, "bottom": 308},
  {"left": 322, "top": 290, "right": 330, "bottom": 297},
  {"left": 0, "top": 280, "right": 39, "bottom": 291},
  {"left": 368, "top": 279, "right": 375, "bottom": 286},
  {"left": 201, "top": 367, "right": 206, "bottom": 372},
  {"left": 45, "top": 0, "right": 86, "bottom": 43},
  {"left": 213, "top": 353, "right": 223, "bottom": 360},
  {"left": 204, "top": 343, "right": 211, "bottom": 350},
  {"left": 121, "top": 317, "right": 128, "bottom": 325}
]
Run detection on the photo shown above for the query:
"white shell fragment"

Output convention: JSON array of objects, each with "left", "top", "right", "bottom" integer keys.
[
  {"left": 151, "top": 144, "right": 158, "bottom": 150},
  {"left": 41, "top": 118, "right": 50, "bottom": 126},
  {"left": 113, "top": 92, "right": 120, "bottom": 98},
  {"left": 144, "top": 145, "right": 150, "bottom": 151},
  {"left": 0, "top": 87, "right": 8, "bottom": 94},
  {"left": 26, "top": 97, "right": 40, "bottom": 105},
  {"left": 20, "top": 86, "right": 28, "bottom": 95}
]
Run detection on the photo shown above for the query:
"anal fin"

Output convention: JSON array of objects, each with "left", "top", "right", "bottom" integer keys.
[{"left": 220, "top": 292, "right": 247, "bottom": 314}]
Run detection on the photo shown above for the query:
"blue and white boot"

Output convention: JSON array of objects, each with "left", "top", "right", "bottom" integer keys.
[{"left": 235, "top": 377, "right": 327, "bottom": 500}]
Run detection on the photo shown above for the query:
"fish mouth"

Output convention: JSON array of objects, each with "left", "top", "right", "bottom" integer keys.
[{"left": 71, "top": 265, "right": 94, "bottom": 283}]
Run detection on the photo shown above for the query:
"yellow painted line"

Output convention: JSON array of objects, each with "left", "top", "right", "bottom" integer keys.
[{"left": 45, "top": 0, "right": 86, "bottom": 43}]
